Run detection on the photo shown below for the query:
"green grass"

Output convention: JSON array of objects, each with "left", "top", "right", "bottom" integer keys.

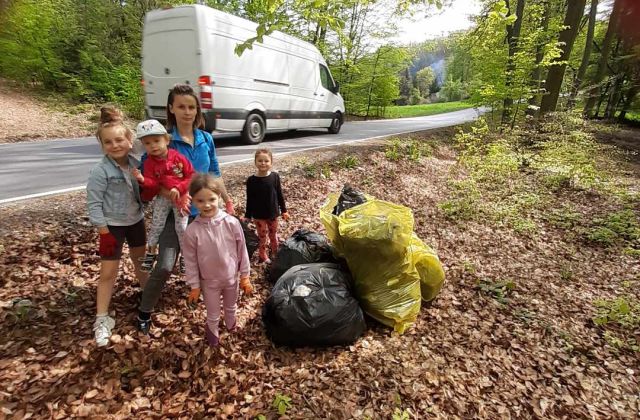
[{"left": 384, "top": 101, "right": 473, "bottom": 119}]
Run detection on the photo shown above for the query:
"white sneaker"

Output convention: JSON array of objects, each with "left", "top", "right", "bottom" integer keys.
[{"left": 93, "top": 316, "right": 115, "bottom": 347}]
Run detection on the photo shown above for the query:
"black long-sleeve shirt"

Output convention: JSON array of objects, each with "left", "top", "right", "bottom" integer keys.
[{"left": 245, "top": 172, "right": 287, "bottom": 220}]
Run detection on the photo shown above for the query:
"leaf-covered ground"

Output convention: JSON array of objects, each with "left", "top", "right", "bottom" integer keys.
[{"left": 0, "top": 120, "right": 638, "bottom": 419}]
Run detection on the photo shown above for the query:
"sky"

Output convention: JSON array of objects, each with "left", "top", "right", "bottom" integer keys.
[{"left": 396, "top": 0, "right": 482, "bottom": 44}]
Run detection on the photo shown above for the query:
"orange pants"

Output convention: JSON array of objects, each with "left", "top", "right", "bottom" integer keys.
[{"left": 254, "top": 218, "right": 279, "bottom": 261}]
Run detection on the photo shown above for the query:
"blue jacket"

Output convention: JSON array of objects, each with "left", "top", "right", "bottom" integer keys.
[
  {"left": 169, "top": 128, "right": 221, "bottom": 216},
  {"left": 169, "top": 128, "right": 221, "bottom": 177},
  {"left": 87, "top": 154, "right": 144, "bottom": 227}
]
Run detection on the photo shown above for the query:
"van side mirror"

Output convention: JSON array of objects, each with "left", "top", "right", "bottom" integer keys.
[{"left": 332, "top": 82, "right": 340, "bottom": 94}]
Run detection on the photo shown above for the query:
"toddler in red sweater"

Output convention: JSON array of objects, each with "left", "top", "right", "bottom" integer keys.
[{"left": 132, "top": 119, "right": 194, "bottom": 272}]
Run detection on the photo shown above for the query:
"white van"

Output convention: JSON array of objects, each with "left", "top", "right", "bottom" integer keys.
[{"left": 142, "top": 4, "right": 345, "bottom": 145}]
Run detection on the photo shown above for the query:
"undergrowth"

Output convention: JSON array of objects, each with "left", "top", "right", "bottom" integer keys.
[{"left": 439, "top": 114, "right": 640, "bottom": 251}]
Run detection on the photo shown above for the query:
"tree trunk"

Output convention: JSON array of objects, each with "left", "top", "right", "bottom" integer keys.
[
  {"left": 603, "top": 75, "right": 624, "bottom": 118},
  {"left": 583, "top": 0, "right": 622, "bottom": 117},
  {"left": 365, "top": 49, "right": 382, "bottom": 120},
  {"left": 502, "top": 0, "right": 526, "bottom": 124},
  {"left": 567, "top": 0, "right": 598, "bottom": 108},
  {"left": 527, "top": 0, "right": 551, "bottom": 113},
  {"left": 540, "top": 0, "right": 587, "bottom": 115},
  {"left": 617, "top": 86, "right": 638, "bottom": 121}
]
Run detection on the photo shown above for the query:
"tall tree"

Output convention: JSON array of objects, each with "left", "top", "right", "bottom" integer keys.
[
  {"left": 583, "top": 0, "right": 622, "bottom": 117},
  {"left": 567, "top": 0, "right": 598, "bottom": 108},
  {"left": 502, "top": 0, "right": 526, "bottom": 124},
  {"left": 540, "top": 0, "right": 587, "bottom": 114},
  {"left": 526, "top": 0, "right": 551, "bottom": 111}
]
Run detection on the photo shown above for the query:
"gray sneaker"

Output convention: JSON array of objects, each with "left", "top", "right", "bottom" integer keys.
[{"left": 93, "top": 316, "right": 115, "bottom": 347}]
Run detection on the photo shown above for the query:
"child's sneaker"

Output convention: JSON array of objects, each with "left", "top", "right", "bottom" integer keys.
[
  {"left": 136, "top": 316, "right": 152, "bottom": 335},
  {"left": 179, "top": 255, "right": 186, "bottom": 275},
  {"left": 139, "top": 253, "right": 156, "bottom": 272},
  {"left": 93, "top": 316, "right": 115, "bottom": 347}
]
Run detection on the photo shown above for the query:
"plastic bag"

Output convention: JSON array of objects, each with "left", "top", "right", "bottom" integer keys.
[
  {"left": 408, "top": 234, "right": 445, "bottom": 302},
  {"left": 332, "top": 184, "right": 367, "bottom": 215},
  {"left": 263, "top": 263, "right": 366, "bottom": 347},
  {"left": 270, "top": 229, "right": 338, "bottom": 283},
  {"left": 320, "top": 192, "right": 421, "bottom": 333},
  {"left": 239, "top": 218, "right": 259, "bottom": 259}
]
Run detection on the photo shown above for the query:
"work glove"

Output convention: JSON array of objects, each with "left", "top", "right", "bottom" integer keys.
[
  {"left": 187, "top": 288, "right": 201, "bottom": 305},
  {"left": 281, "top": 212, "right": 290, "bottom": 221},
  {"left": 99, "top": 232, "right": 118, "bottom": 257},
  {"left": 239, "top": 276, "right": 253, "bottom": 295},
  {"left": 225, "top": 200, "right": 235, "bottom": 215}
]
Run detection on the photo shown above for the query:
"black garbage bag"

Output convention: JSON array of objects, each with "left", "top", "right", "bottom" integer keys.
[
  {"left": 263, "top": 263, "right": 366, "bottom": 347},
  {"left": 332, "top": 184, "right": 367, "bottom": 215},
  {"left": 239, "top": 218, "right": 259, "bottom": 259},
  {"left": 270, "top": 229, "right": 338, "bottom": 283}
]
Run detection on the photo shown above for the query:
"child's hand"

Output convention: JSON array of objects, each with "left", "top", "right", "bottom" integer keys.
[
  {"left": 281, "top": 212, "right": 290, "bottom": 221},
  {"left": 131, "top": 168, "right": 144, "bottom": 184},
  {"left": 169, "top": 188, "right": 180, "bottom": 203},
  {"left": 187, "top": 288, "right": 201, "bottom": 305},
  {"left": 225, "top": 200, "right": 235, "bottom": 215},
  {"left": 178, "top": 193, "right": 191, "bottom": 216},
  {"left": 239, "top": 276, "right": 253, "bottom": 295}
]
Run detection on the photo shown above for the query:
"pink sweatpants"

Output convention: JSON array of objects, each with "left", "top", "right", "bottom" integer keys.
[
  {"left": 202, "top": 281, "right": 238, "bottom": 338},
  {"left": 255, "top": 218, "right": 279, "bottom": 260}
]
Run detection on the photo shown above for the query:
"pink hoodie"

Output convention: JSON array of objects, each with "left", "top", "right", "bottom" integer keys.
[{"left": 182, "top": 210, "right": 250, "bottom": 290}]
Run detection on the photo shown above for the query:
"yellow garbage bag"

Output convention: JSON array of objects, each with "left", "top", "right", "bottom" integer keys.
[
  {"left": 320, "top": 193, "right": 421, "bottom": 333},
  {"left": 408, "top": 234, "right": 445, "bottom": 302}
]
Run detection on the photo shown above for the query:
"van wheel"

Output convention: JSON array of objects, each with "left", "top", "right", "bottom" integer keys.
[
  {"left": 241, "top": 113, "right": 266, "bottom": 145},
  {"left": 328, "top": 113, "right": 342, "bottom": 134}
]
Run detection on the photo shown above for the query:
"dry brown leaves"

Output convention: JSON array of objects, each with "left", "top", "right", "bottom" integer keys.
[{"left": 0, "top": 129, "right": 639, "bottom": 419}]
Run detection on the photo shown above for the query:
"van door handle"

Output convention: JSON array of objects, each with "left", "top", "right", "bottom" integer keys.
[{"left": 319, "top": 93, "right": 325, "bottom": 97}]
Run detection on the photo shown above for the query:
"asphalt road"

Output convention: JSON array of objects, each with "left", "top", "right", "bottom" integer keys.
[{"left": 0, "top": 107, "right": 483, "bottom": 204}]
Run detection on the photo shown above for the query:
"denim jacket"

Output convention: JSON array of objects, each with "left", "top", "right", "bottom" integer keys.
[{"left": 87, "top": 154, "right": 144, "bottom": 227}]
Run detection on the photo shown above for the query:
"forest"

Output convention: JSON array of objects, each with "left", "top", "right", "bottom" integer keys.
[
  {"left": 0, "top": 0, "right": 638, "bottom": 123},
  {"left": 0, "top": 0, "right": 639, "bottom": 418}
]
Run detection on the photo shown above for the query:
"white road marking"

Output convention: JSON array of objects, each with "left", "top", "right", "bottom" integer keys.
[{"left": 1, "top": 109, "right": 483, "bottom": 204}]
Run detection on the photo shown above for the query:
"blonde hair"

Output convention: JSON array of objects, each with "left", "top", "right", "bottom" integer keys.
[
  {"left": 189, "top": 173, "right": 222, "bottom": 197},
  {"left": 96, "top": 106, "right": 132, "bottom": 143}
]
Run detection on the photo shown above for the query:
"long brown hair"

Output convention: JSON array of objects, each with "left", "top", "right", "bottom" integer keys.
[
  {"left": 95, "top": 106, "right": 132, "bottom": 143},
  {"left": 166, "top": 84, "right": 205, "bottom": 132}
]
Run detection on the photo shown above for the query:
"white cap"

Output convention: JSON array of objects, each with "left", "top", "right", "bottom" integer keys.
[{"left": 136, "top": 119, "right": 167, "bottom": 139}]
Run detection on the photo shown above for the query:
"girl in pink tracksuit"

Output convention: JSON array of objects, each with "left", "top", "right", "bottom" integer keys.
[{"left": 183, "top": 174, "right": 253, "bottom": 347}]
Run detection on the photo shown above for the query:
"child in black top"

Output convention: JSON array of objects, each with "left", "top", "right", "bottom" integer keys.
[{"left": 245, "top": 148, "right": 289, "bottom": 263}]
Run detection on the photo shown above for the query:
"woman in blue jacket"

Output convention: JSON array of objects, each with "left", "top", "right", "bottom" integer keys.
[{"left": 136, "top": 84, "right": 235, "bottom": 333}]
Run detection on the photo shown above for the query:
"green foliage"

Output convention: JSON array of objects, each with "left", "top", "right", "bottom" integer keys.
[
  {"left": 272, "top": 393, "right": 292, "bottom": 415},
  {"left": 392, "top": 408, "right": 411, "bottom": 420},
  {"left": 384, "top": 138, "right": 432, "bottom": 163},
  {"left": 343, "top": 45, "right": 410, "bottom": 117},
  {"left": 297, "top": 157, "right": 318, "bottom": 178},
  {"left": 439, "top": 179, "right": 481, "bottom": 221},
  {"left": 0, "top": 0, "right": 152, "bottom": 115},
  {"left": 439, "top": 77, "right": 467, "bottom": 102},
  {"left": 477, "top": 279, "right": 515, "bottom": 304},
  {"left": 593, "top": 296, "right": 640, "bottom": 353},
  {"left": 547, "top": 205, "right": 583, "bottom": 230},
  {"left": 587, "top": 210, "right": 640, "bottom": 246},
  {"left": 593, "top": 296, "right": 639, "bottom": 328},
  {"left": 415, "top": 66, "right": 435, "bottom": 97},
  {"left": 337, "top": 155, "right": 360, "bottom": 169}
]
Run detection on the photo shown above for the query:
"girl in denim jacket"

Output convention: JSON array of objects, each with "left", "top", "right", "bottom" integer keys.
[{"left": 86, "top": 107, "right": 149, "bottom": 347}]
